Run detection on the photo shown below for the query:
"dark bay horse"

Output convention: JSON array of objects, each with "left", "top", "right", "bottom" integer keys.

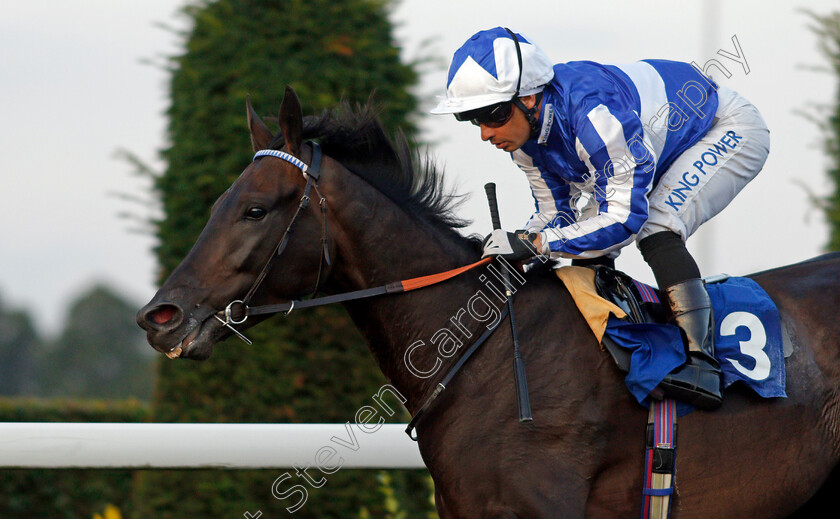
[{"left": 137, "top": 86, "right": 840, "bottom": 518}]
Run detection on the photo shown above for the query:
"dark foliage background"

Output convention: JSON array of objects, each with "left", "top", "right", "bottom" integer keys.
[{"left": 135, "top": 0, "right": 434, "bottom": 517}]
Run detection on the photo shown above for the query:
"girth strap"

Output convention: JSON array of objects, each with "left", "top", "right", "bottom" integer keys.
[{"left": 641, "top": 398, "right": 677, "bottom": 519}]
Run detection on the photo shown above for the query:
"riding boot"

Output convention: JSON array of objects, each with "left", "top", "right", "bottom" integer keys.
[{"left": 658, "top": 279, "right": 723, "bottom": 410}]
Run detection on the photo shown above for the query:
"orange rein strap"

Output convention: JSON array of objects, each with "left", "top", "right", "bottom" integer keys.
[
  {"left": 245, "top": 257, "right": 493, "bottom": 318},
  {"left": 399, "top": 257, "right": 492, "bottom": 292}
]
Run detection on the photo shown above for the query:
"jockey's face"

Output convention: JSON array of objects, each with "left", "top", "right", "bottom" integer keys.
[{"left": 479, "top": 95, "right": 539, "bottom": 153}]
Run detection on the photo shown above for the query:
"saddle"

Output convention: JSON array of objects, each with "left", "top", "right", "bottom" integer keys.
[
  {"left": 593, "top": 267, "right": 667, "bottom": 325},
  {"left": 571, "top": 265, "right": 789, "bottom": 406},
  {"left": 591, "top": 266, "right": 668, "bottom": 374},
  {"left": 578, "top": 266, "right": 787, "bottom": 519}
]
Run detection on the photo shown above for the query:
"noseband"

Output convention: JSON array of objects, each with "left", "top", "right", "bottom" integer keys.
[{"left": 214, "top": 141, "right": 331, "bottom": 344}]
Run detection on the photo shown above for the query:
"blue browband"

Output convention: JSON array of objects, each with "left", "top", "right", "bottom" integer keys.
[
  {"left": 252, "top": 142, "right": 322, "bottom": 181},
  {"left": 253, "top": 149, "right": 308, "bottom": 172}
]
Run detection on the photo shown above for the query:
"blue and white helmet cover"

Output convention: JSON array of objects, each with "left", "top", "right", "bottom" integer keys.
[{"left": 431, "top": 27, "right": 555, "bottom": 115}]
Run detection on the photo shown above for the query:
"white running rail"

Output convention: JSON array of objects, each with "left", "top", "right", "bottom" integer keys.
[{"left": 0, "top": 423, "right": 425, "bottom": 469}]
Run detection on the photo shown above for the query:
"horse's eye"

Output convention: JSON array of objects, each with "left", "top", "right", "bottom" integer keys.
[{"left": 245, "top": 207, "right": 267, "bottom": 220}]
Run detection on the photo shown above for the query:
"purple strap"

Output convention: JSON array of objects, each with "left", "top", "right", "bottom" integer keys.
[{"left": 633, "top": 279, "right": 660, "bottom": 304}]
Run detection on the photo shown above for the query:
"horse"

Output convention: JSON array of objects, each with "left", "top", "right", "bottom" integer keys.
[{"left": 137, "top": 86, "right": 840, "bottom": 518}]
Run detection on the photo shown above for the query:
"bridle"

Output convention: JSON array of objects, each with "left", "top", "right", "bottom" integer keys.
[
  {"left": 206, "top": 141, "right": 511, "bottom": 440},
  {"left": 210, "top": 139, "right": 495, "bottom": 344},
  {"left": 213, "top": 140, "right": 495, "bottom": 346},
  {"left": 213, "top": 141, "right": 331, "bottom": 344}
]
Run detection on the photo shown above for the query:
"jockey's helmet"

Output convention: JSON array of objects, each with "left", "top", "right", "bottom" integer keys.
[{"left": 431, "top": 27, "right": 554, "bottom": 122}]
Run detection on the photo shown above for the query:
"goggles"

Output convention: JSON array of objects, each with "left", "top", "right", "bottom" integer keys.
[{"left": 454, "top": 101, "right": 514, "bottom": 128}]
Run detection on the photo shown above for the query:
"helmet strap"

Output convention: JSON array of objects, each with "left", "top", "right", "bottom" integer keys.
[
  {"left": 513, "top": 92, "right": 543, "bottom": 139},
  {"left": 504, "top": 28, "right": 543, "bottom": 139}
]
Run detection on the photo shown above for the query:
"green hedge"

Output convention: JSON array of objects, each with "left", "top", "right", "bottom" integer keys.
[
  {"left": 0, "top": 397, "right": 150, "bottom": 519},
  {"left": 0, "top": 397, "right": 149, "bottom": 422},
  {"left": 137, "top": 0, "right": 435, "bottom": 517}
]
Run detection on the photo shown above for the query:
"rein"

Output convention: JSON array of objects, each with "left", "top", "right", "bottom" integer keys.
[
  {"left": 248, "top": 256, "right": 492, "bottom": 317},
  {"left": 213, "top": 140, "right": 493, "bottom": 339}
]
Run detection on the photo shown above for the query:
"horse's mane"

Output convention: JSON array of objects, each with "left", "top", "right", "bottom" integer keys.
[{"left": 268, "top": 102, "right": 474, "bottom": 238}]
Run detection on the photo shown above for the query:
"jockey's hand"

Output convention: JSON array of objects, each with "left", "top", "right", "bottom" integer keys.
[{"left": 481, "top": 229, "right": 542, "bottom": 261}]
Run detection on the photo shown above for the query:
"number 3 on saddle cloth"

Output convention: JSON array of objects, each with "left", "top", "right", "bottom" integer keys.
[{"left": 556, "top": 266, "right": 788, "bottom": 414}]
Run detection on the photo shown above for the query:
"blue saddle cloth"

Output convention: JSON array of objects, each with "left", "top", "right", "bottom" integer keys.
[{"left": 606, "top": 276, "right": 786, "bottom": 408}]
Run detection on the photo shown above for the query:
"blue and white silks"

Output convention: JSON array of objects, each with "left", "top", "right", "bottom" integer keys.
[{"left": 515, "top": 60, "right": 720, "bottom": 258}]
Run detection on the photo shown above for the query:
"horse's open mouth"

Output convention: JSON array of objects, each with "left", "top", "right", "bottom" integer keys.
[
  {"left": 165, "top": 325, "right": 200, "bottom": 359},
  {"left": 164, "top": 316, "right": 226, "bottom": 360}
]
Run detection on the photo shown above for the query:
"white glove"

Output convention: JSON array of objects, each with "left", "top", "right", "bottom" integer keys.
[{"left": 481, "top": 229, "right": 541, "bottom": 260}]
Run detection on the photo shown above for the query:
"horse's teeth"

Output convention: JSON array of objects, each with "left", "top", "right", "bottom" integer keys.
[{"left": 166, "top": 346, "right": 182, "bottom": 359}]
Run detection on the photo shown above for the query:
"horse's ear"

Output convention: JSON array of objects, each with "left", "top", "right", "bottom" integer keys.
[
  {"left": 246, "top": 95, "right": 273, "bottom": 152},
  {"left": 278, "top": 86, "right": 303, "bottom": 157}
]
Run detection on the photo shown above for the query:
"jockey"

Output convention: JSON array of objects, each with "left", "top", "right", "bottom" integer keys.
[{"left": 432, "top": 27, "right": 770, "bottom": 410}]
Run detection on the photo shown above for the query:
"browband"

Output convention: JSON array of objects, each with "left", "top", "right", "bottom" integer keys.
[{"left": 253, "top": 141, "right": 322, "bottom": 181}]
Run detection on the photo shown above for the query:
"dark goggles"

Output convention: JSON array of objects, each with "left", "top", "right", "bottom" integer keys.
[{"left": 454, "top": 101, "right": 514, "bottom": 128}]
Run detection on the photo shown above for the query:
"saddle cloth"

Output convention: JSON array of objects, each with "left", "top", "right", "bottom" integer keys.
[{"left": 556, "top": 266, "right": 786, "bottom": 407}]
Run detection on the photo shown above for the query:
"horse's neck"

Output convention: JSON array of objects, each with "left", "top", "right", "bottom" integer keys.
[{"left": 322, "top": 164, "right": 483, "bottom": 409}]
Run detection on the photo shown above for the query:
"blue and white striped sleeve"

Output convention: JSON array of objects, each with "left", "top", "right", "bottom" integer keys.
[
  {"left": 539, "top": 104, "right": 656, "bottom": 258},
  {"left": 511, "top": 150, "right": 577, "bottom": 235}
]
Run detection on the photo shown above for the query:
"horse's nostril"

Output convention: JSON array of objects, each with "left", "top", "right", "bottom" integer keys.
[
  {"left": 150, "top": 305, "right": 179, "bottom": 325},
  {"left": 136, "top": 302, "right": 185, "bottom": 334}
]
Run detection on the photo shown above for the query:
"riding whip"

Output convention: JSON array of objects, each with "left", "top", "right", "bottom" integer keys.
[{"left": 485, "top": 182, "right": 533, "bottom": 422}]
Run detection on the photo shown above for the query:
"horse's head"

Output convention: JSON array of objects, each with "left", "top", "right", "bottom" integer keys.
[{"left": 137, "top": 87, "right": 335, "bottom": 360}]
